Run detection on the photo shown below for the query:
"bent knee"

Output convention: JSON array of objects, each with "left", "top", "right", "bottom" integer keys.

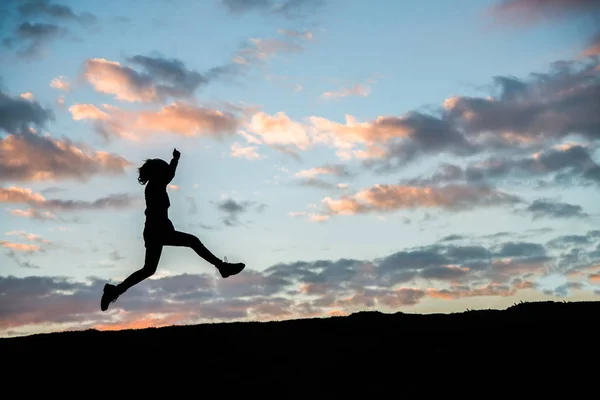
[{"left": 142, "top": 265, "right": 158, "bottom": 277}]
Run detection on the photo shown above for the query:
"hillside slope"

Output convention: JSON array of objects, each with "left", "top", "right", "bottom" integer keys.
[{"left": 2, "top": 301, "right": 599, "bottom": 387}]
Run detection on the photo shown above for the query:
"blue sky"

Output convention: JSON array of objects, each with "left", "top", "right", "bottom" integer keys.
[{"left": 1, "top": 0, "right": 600, "bottom": 336}]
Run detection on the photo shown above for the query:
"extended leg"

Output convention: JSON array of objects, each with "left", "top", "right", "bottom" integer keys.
[
  {"left": 165, "top": 230, "right": 245, "bottom": 277},
  {"left": 116, "top": 244, "right": 163, "bottom": 295},
  {"left": 164, "top": 230, "right": 223, "bottom": 266}
]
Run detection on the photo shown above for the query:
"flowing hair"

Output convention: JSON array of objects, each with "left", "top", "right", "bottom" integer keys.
[{"left": 137, "top": 159, "right": 168, "bottom": 185}]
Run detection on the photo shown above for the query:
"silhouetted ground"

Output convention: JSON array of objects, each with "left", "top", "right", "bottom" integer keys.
[{"left": 2, "top": 301, "right": 598, "bottom": 392}]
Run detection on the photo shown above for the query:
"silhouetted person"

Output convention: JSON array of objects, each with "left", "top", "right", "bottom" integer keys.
[{"left": 101, "top": 148, "right": 245, "bottom": 311}]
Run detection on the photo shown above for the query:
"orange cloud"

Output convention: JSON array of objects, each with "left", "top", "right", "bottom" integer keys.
[
  {"left": 246, "top": 111, "right": 310, "bottom": 150},
  {"left": 6, "top": 231, "right": 51, "bottom": 244},
  {"left": 582, "top": 34, "right": 600, "bottom": 57},
  {"left": 230, "top": 142, "right": 262, "bottom": 160},
  {"left": 0, "top": 241, "right": 41, "bottom": 252},
  {"left": 50, "top": 76, "right": 71, "bottom": 91},
  {"left": 69, "top": 104, "right": 109, "bottom": 120},
  {"left": 0, "top": 130, "right": 130, "bottom": 182},
  {"left": 9, "top": 208, "right": 57, "bottom": 220},
  {"left": 0, "top": 186, "right": 45, "bottom": 203},
  {"left": 589, "top": 274, "right": 600, "bottom": 283},
  {"left": 83, "top": 58, "right": 157, "bottom": 102},
  {"left": 70, "top": 102, "right": 240, "bottom": 140},
  {"left": 320, "top": 183, "right": 520, "bottom": 216}
]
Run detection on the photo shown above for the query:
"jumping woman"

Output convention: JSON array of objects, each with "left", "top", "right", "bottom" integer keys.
[{"left": 100, "top": 148, "right": 245, "bottom": 311}]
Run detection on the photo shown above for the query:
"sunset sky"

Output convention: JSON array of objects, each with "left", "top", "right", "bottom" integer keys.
[{"left": 1, "top": 0, "right": 600, "bottom": 337}]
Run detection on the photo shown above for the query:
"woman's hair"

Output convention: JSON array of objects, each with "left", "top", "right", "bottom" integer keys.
[{"left": 137, "top": 158, "right": 168, "bottom": 185}]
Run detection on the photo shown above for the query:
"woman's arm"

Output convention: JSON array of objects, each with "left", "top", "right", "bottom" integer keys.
[{"left": 166, "top": 148, "right": 180, "bottom": 184}]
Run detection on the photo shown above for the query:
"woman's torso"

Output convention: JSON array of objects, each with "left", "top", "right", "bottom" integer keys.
[{"left": 144, "top": 181, "right": 172, "bottom": 229}]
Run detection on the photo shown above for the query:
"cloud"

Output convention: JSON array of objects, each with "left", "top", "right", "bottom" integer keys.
[
  {"left": 294, "top": 164, "right": 351, "bottom": 179},
  {"left": 321, "top": 84, "right": 371, "bottom": 100},
  {"left": 231, "top": 142, "right": 263, "bottom": 160},
  {"left": 215, "top": 198, "right": 266, "bottom": 226},
  {"left": 4, "top": 228, "right": 600, "bottom": 334},
  {"left": 16, "top": 0, "right": 96, "bottom": 25},
  {"left": 318, "top": 183, "right": 521, "bottom": 217},
  {"left": 82, "top": 57, "right": 209, "bottom": 103},
  {"left": 245, "top": 111, "right": 311, "bottom": 154},
  {"left": 69, "top": 102, "right": 240, "bottom": 141},
  {"left": 0, "top": 241, "right": 41, "bottom": 253},
  {"left": 404, "top": 143, "right": 600, "bottom": 188},
  {"left": 50, "top": 75, "right": 71, "bottom": 91},
  {"left": 8, "top": 208, "right": 57, "bottom": 220},
  {"left": 0, "top": 129, "right": 130, "bottom": 182},
  {"left": 220, "top": 0, "right": 325, "bottom": 19},
  {"left": 488, "top": 0, "right": 600, "bottom": 27},
  {"left": 1, "top": 0, "right": 97, "bottom": 59},
  {"left": 582, "top": 32, "right": 600, "bottom": 57},
  {"left": 233, "top": 37, "right": 304, "bottom": 65},
  {"left": 236, "top": 57, "right": 599, "bottom": 171},
  {"left": 278, "top": 29, "right": 313, "bottom": 40},
  {"left": 0, "top": 89, "right": 54, "bottom": 133},
  {"left": 4, "top": 21, "right": 69, "bottom": 58},
  {"left": 6, "top": 230, "right": 51, "bottom": 244},
  {"left": 0, "top": 186, "right": 138, "bottom": 213},
  {"left": 443, "top": 59, "right": 600, "bottom": 144},
  {"left": 310, "top": 111, "right": 474, "bottom": 167},
  {"left": 525, "top": 199, "right": 589, "bottom": 220}
]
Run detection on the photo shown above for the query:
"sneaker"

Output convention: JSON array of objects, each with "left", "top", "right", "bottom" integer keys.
[
  {"left": 218, "top": 256, "right": 245, "bottom": 278},
  {"left": 101, "top": 283, "right": 120, "bottom": 311}
]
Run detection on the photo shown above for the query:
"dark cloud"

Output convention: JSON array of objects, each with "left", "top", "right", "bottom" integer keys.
[
  {"left": 126, "top": 55, "right": 208, "bottom": 100},
  {"left": 215, "top": 198, "right": 266, "bottom": 226},
  {"left": 493, "top": 241, "right": 547, "bottom": 258},
  {"left": 525, "top": 199, "right": 589, "bottom": 220},
  {"left": 1, "top": 1, "right": 97, "bottom": 59},
  {"left": 4, "top": 230, "right": 600, "bottom": 334},
  {"left": 0, "top": 89, "right": 54, "bottom": 133},
  {"left": 444, "top": 58, "right": 600, "bottom": 144},
  {"left": 547, "top": 234, "right": 594, "bottom": 249},
  {"left": 363, "top": 112, "right": 477, "bottom": 173},
  {"left": 5, "top": 250, "right": 41, "bottom": 269},
  {"left": 404, "top": 144, "right": 600, "bottom": 189},
  {"left": 109, "top": 250, "right": 124, "bottom": 262},
  {"left": 17, "top": 0, "right": 96, "bottom": 24}
]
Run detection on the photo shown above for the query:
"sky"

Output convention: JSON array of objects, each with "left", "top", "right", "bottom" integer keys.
[{"left": 1, "top": 0, "right": 599, "bottom": 337}]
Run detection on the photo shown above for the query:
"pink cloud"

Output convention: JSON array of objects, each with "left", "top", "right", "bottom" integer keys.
[
  {"left": 83, "top": 58, "right": 157, "bottom": 102},
  {"left": 320, "top": 183, "right": 521, "bottom": 216},
  {"left": 70, "top": 102, "right": 240, "bottom": 140},
  {"left": 0, "top": 241, "right": 41, "bottom": 253},
  {"left": 0, "top": 129, "right": 130, "bottom": 182}
]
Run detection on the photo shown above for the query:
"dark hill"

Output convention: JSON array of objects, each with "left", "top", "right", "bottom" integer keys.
[{"left": 2, "top": 300, "right": 598, "bottom": 391}]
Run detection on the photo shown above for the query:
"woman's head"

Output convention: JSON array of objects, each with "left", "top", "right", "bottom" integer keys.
[{"left": 137, "top": 158, "right": 169, "bottom": 185}]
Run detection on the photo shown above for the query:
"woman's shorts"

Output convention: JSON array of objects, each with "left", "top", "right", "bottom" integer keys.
[{"left": 143, "top": 219, "right": 175, "bottom": 247}]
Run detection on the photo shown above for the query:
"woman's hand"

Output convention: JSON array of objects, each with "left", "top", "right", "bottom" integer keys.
[{"left": 173, "top": 148, "right": 181, "bottom": 160}]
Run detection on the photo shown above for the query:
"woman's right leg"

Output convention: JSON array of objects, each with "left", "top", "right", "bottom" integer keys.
[{"left": 116, "top": 244, "right": 163, "bottom": 295}]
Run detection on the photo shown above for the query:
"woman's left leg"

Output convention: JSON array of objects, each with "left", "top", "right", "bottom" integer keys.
[{"left": 164, "top": 230, "right": 223, "bottom": 266}]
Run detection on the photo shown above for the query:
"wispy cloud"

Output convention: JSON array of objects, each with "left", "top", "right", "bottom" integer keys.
[{"left": 321, "top": 83, "right": 371, "bottom": 100}]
